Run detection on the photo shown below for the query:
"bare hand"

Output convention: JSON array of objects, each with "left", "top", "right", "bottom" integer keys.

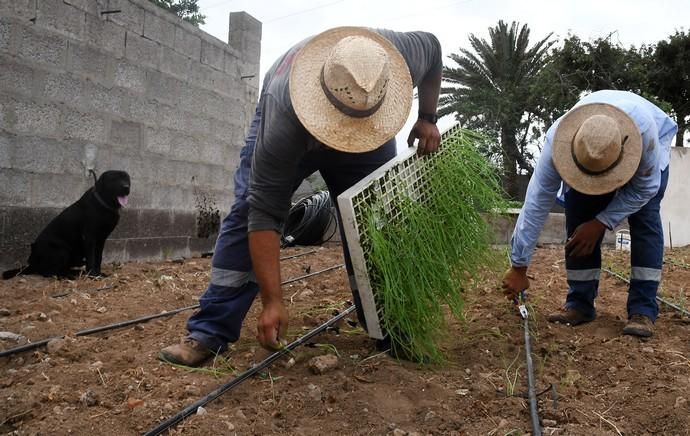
[
  {"left": 565, "top": 219, "right": 606, "bottom": 257},
  {"left": 257, "top": 300, "right": 288, "bottom": 350},
  {"left": 407, "top": 119, "right": 441, "bottom": 156},
  {"left": 501, "top": 266, "right": 529, "bottom": 301}
]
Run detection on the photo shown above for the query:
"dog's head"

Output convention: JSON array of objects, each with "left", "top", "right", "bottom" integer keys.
[{"left": 95, "top": 170, "right": 131, "bottom": 209}]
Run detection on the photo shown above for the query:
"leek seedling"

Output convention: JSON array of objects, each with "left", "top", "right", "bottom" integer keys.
[{"left": 363, "top": 128, "right": 507, "bottom": 363}]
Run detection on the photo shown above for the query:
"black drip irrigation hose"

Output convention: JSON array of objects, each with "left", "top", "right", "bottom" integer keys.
[
  {"left": 515, "top": 295, "right": 541, "bottom": 436},
  {"left": 280, "top": 249, "right": 318, "bottom": 261},
  {"left": 281, "top": 190, "right": 337, "bottom": 248},
  {"left": 143, "top": 304, "right": 356, "bottom": 436},
  {"left": 0, "top": 263, "right": 345, "bottom": 359},
  {"left": 602, "top": 268, "right": 690, "bottom": 317},
  {"left": 664, "top": 259, "right": 690, "bottom": 270}
]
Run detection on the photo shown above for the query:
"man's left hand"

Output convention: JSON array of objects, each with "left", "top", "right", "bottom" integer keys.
[
  {"left": 407, "top": 119, "right": 441, "bottom": 156},
  {"left": 566, "top": 219, "right": 607, "bottom": 257}
]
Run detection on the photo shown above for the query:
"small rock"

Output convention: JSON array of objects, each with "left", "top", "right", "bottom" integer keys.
[
  {"left": 0, "top": 331, "right": 27, "bottom": 344},
  {"left": 37, "top": 312, "right": 48, "bottom": 321},
  {"left": 642, "top": 347, "right": 654, "bottom": 353},
  {"left": 393, "top": 429, "right": 407, "bottom": 436},
  {"left": 542, "top": 419, "right": 557, "bottom": 426},
  {"left": 235, "top": 409, "right": 247, "bottom": 420},
  {"left": 134, "top": 324, "right": 145, "bottom": 331},
  {"left": 464, "top": 368, "right": 471, "bottom": 375},
  {"left": 127, "top": 398, "right": 144, "bottom": 409},
  {"left": 46, "top": 338, "right": 66, "bottom": 354},
  {"left": 80, "top": 389, "right": 99, "bottom": 407},
  {"left": 0, "top": 308, "right": 10, "bottom": 316},
  {"left": 70, "top": 299, "right": 78, "bottom": 305},
  {"left": 308, "top": 354, "right": 339, "bottom": 375},
  {"left": 164, "top": 403, "right": 174, "bottom": 410},
  {"left": 455, "top": 388, "right": 469, "bottom": 396},
  {"left": 498, "top": 418, "right": 509, "bottom": 428},
  {"left": 184, "top": 385, "right": 201, "bottom": 396},
  {"left": 196, "top": 406, "right": 207, "bottom": 416},
  {"left": 283, "top": 357, "right": 296, "bottom": 369},
  {"left": 424, "top": 411, "right": 436, "bottom": 422},
  {"left": 307, "top": 383, "right": 322, "bottom": 402},
  {"left": 90, "top": 361, "right": 104, "bottom": 370},
  {"left": 224, "top": 421, "right": 235, "bottom": 431},
  {"left": 96, "top": 306, "right": 107, "bottom": 313},
  {"left": 674, "top": 397, "right": 687, "bottom": 408}
]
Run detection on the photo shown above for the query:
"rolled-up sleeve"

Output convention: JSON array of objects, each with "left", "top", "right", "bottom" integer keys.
[{"left": 510, "top": 125, "right": 562, "bottom": 267}]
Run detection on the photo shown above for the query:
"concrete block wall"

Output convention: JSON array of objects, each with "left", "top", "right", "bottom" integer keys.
[
  {"left": 661, "top": 147, "right": 690, "bottom": 247},
  {"left": 0, "top": 0, "right": 261, "bottom": 270}
]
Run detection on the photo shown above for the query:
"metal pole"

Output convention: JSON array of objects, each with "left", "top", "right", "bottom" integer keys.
[{"left": 143, "top": 305, "right": 356, "bottom": 436}]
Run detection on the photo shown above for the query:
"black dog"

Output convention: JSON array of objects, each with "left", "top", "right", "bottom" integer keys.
[{"left": 2, "top": 170, "right": 131, "bottom": 279}]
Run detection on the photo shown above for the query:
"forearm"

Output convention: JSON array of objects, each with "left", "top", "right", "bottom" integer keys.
[
  {"left": 417, "top": 68, "right": 442, "bottom": 115},
  {"left": 249, "top": 229, "right": 282, "bottom": 305}
]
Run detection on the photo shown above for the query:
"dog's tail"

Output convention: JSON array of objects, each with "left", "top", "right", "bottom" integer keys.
[{"left": 89, "top": 169, "right": 97, "bottom": 185}]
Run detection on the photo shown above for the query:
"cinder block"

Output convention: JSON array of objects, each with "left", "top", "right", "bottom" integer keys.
[
  {"left": 11, "top": 135, "right": 64, "bottom": 173},
  {"left": 0, "top": 17, "right": 12, "bottom": 54},
  {"left": 37, "top": 0, "right": 86, "bottom": 41},
  {"left": 40, "top": 70, "right": 84, "bottom": 105},
  {"left": 0, "top": 0, "right": 37, "bottom": 21},
  {"left": 137, "top": 209, "right": 175, "bottom": 237},
  {"left": 82, "top": 80, "right": 129, "bottom": 118},
  {"left": 0, "top": 56, "right": 34, "bottom": 96},
  {"left": 85, "top": 13, "right": 126, "bottom": 58},
  {"left": 17, "top": 22, "right": 67, "bottom": 68},
  {"left": 174, "top": 25, "right": 201, "bottom": 60},
  {"left": 122, "top": 236, "right": 162, "bottom": 260},
  {"left": 223, "top": 49, "right": 239, "bottom": 75},
  {"left": 228, "top": 11, "right": 261, "bottom": 35},
  {"left": 169, "top": 132, "right": 200, "bottom": 162},
  {"left": 30, "top": 171, "right": 90, "bottom": 207},
  {"left": 129, "top": 98, "right": 160, "bottom": 125},
  {"left": 144, "top": 69, "right": 181, "bottom": 104},
  {"left": 160, "top": 46, "right": 190, "bottom": 80},
  {"left": 2, "top": 206, "right": 57, "bottom": 246},
  {"left": 102, "top": 238, "right": 128, "bottom": 264},
  {"left": 187, "top": 62, "right": 220, "bottom": 92},
  {"left": 125, "top": 31, "right": 160, "bottom": 70},
  {"left": 0, "top": 133, "right": 11, "bottom": 168},
  {"left": 110, "top": 119, "right": 142, "bottom": 149},
  {"left": 114, "top": 59, "right": 146, "bottom": 93},
  {"left": 62, "top": 107, "right": 108, "bottom": 142},
  {"left": 11, "top": 98, "right": 62, "bottom": 137},
  {"left": 144, "top": 126, "right": 172, "bottom": 155},
  {"left": 67, "top": 41, "right": 113, "bottom": 85},
  {"left": 62, "top": 0, "right": 103, "bottom": 16},
  {"left": 183, "top": 112, "right": 212, "bottom": 137},
  {"left": 143, "top": 10, "right": 175, "bottom": 48},
  {"left": 105, "top": 0, "right": 144, "bottom": 36},
  {"left": 200, "top": 38, "right": 224, "bottom": 71},
  {"left": 159, "top": 106, "right": 186, "bottom": 131},
  {"left": 0, "top": 170, "right": 31, "bottom": 207},
  {"left": 200, "top": 141, "right": 224, "bottom": 165}
]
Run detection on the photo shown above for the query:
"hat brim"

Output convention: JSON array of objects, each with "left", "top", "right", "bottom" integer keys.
[
  {"left": 552, "top": 103, "right": 642, "bottom": 195},
  {"left": 289, "top": 27, "right": 413, "bottom": 153}
]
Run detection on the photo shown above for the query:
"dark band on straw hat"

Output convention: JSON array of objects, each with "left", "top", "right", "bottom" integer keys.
[
  {"left": 319, "top": 67, "right": 386, "bottom": 118},
  {"left": 570, "top": 135, "right": 628, "bottom": 176}
]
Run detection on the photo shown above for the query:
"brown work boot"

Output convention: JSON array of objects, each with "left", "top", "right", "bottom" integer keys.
[
  {"left": 159, "top": 337, "right": 214, "bottom": 366},
  {"left": 623, "top": 314, "right": 655, "bottom": 337},
  {"left": 547, "top": 308, "right": 595, "bottom": 326}
]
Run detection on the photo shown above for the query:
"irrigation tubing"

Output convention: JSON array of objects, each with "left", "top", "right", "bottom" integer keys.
[
  {"left": 0, "top": 263, "right": 345, "bottom": 358},
  {"left": 602, "top": 268, "right": 690, "bottom": 317},
  {"left": 143, "top": 304, "right": 356, "bottom": 436},
  {"left": 280, "top": 249, "right": 317, "bottom": 261},
  {"left": 664, "top": 259, "right": 690, "bottom": 270},
  {"left": 515, "top": 294, "right": 541, "bottom": 436}
]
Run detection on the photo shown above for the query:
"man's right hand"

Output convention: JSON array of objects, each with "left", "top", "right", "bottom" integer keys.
[
  {"left": 501, "top": 266, "right": 530, "bottom": 301},
  {"left": 256, "top": 299, "right": 288, "bottom": 351}
]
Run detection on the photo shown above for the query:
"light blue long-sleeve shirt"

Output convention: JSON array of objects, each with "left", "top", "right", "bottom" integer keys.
[{"left": 510, "top": 90, "right": 678, "bottom": 267}]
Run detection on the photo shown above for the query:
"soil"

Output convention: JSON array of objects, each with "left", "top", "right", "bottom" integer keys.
[{"left": 1, "top": 243, "right": 689, "bottom": 436}]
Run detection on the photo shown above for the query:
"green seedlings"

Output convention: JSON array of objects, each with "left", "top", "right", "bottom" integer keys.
[
  {"left": 503, "top": 350, "right": 522, "bottom": 397},
  {"left": 167, "top": 353, "right": 236, "bottom": 378},
  {"left": 364, "top": 128, "right": 507, "bottom": 363}
]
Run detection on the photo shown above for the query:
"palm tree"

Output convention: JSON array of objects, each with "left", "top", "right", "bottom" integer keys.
[{"left": 440, "top": 21, "right": 554, "bottom": 198}]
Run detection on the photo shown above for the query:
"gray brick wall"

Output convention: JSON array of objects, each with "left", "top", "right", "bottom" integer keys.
[{"left": 0, "top": 0, "right": 261, "bottom": 270}]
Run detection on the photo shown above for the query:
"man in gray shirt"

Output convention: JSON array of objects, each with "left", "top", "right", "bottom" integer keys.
[{"left": 160, "top": 26, "right": 443, "bottom": 366}]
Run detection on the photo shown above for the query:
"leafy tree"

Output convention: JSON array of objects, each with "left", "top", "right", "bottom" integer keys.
[
  {"left": 648, "top": 30, "right": 690, "bottom": 147},
  {"left": 148, "top": 0, "right": 206, "bottom": 26},
  {"left": 439, "top": 20, "right": 554, "bottom": 198}
]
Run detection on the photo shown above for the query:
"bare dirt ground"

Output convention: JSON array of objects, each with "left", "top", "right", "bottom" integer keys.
[{"left": 1, "top": 243, "right": 689, "bottom": 435}]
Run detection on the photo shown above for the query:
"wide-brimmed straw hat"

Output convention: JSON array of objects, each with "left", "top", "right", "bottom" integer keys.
[
  {"left": 552, "top": 102, "right": 642, "bottom": 195},
  {"left": 289, "top": 27, "right": 413, "bottom": 153}
]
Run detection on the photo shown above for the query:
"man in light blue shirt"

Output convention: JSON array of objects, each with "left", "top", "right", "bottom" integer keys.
[{"left": 502, "top": 90, "right": 677, "bottom": 337}]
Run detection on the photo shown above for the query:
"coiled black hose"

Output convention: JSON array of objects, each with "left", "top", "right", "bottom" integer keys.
[{"left": 281, "top": 190, "right": 337, "bottom": 247}]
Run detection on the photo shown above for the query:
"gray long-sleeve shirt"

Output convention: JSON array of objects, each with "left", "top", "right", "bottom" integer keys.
[{"left": 247, "top": 29, "right": 443, "bottom": 233}]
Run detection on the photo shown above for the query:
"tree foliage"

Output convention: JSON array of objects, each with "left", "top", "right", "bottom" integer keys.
[
  {"left": 439, "top": 20, "right": 554, "bottom": 198},
  {"left": 648, "top": 30, "right": 690, "bottom": 147},
  {"left": 148, "top": 0, "right": 205, "bottom": 26}
]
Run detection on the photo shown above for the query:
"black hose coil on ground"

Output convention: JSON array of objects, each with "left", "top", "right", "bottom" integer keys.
[{"left": 281, "top": 190, "right": 337, "bottom": 247}]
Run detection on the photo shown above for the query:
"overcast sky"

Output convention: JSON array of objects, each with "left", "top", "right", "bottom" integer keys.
[{"left": 197, "top": 0, "right": 687, "bottom": 149}]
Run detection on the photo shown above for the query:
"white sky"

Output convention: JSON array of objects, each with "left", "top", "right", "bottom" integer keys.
[{"left": 197, "top": 0, "right": 688, "bottom": 149}]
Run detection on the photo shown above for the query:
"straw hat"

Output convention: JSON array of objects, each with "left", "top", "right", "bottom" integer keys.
[
  {"left": 552, "top": 103, "right": 642, "bottom": 195},
  {"left": 289, "top": 27, "right": 413, "bottom": 153}
]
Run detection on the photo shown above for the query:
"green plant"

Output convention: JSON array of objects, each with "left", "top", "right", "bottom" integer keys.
[
  {"left": 364, "top": 128, "right": 507, "bottom": 363},
  {"left": 503, "top": 350, "right": 522, "bottom": 397}
]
